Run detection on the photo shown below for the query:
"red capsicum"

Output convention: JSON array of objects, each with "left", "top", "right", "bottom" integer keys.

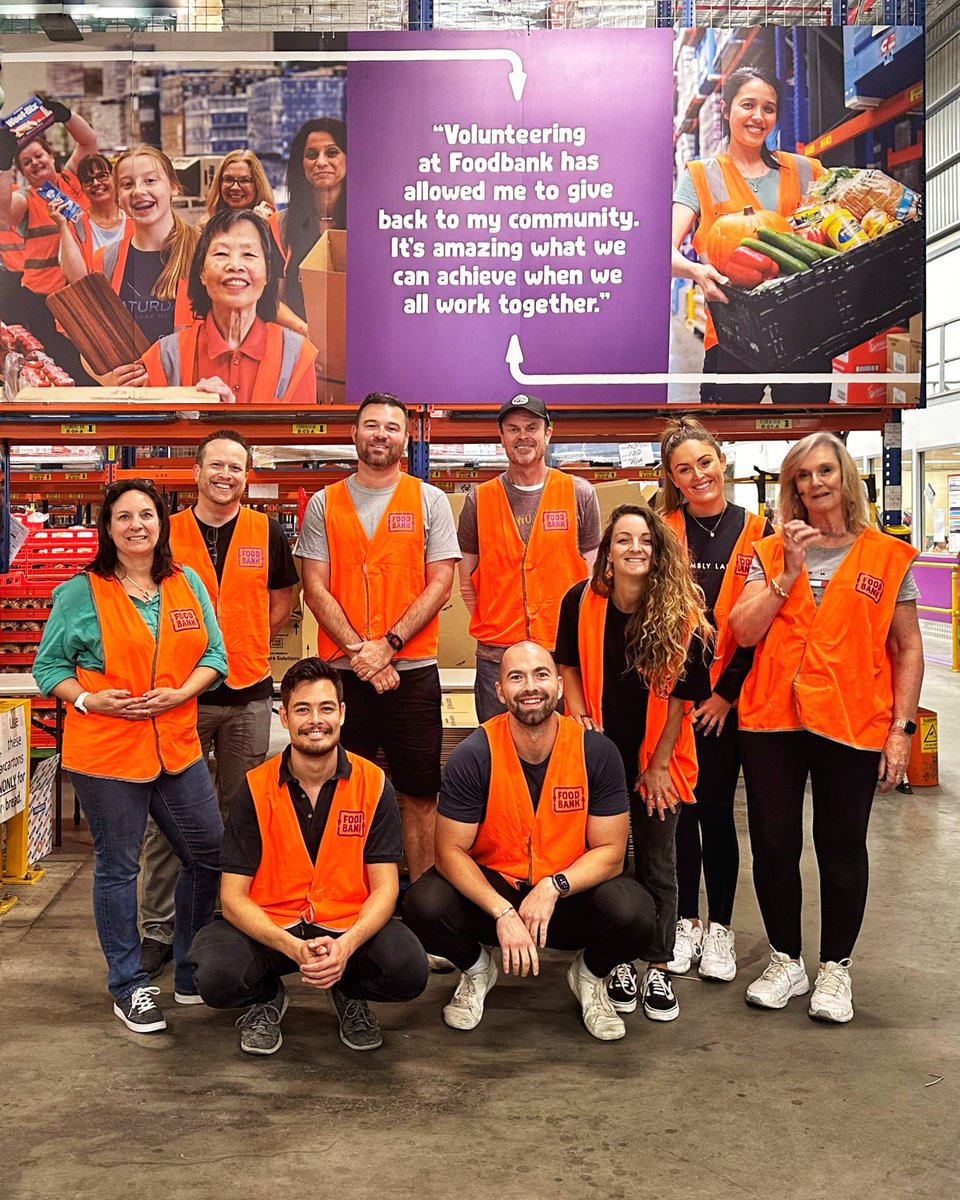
[
  {"left": 797, "top": 226, "right": 826, "bottom": 245},
  {"left": 724, "top": 245, "right": 779, "bottom": 288}
]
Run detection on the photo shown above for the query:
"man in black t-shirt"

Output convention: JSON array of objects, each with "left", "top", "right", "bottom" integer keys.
[
  {"left": 139, "top": 430, "right": 300, "bottom": 978},
  {"left": 404, "top": 641, "right": 657, "bottom": 1042},
  {"left": 189, "top": 657, "right": 427, "bottom": 1056}
]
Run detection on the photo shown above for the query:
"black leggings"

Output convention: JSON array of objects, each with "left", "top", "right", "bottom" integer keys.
[
  {"left": 740, "top": 730, "right": 880, "bottom": 963},
  {"left": 676, "top": 709, "right": 743, "bottom": 926}
]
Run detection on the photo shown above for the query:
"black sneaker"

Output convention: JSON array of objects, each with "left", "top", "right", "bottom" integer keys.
[
  {"left": 140, "top": 937, "right": 173, "bottom": 979},
  {"left": 606, "top": 962, "right": 639, "bottom": 1013},
  {"left": 330, "top": 987, "right": 383, "bottom": 1051},
  {"left": 236, "top": 981, "right": 288, "bottom": 1056},
  {"left": 641, "top": 967, "right": 680, "bottom": 1022},
  {"left": 113, "top": 986, "right": 167, "bottom": 1033}
]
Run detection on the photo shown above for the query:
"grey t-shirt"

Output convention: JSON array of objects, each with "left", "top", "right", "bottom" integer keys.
[
  {"left": 674, "top": 161, "right": 782, "bottom": 219},
  {"left": 296, "top": 473, "right": 461, "bottom": 669},
  {"left": 457, "top": 472, "right": 602, "bottom": 662},
  {"left": 746, "top": 543, "right": 919, "bottom": 607}
]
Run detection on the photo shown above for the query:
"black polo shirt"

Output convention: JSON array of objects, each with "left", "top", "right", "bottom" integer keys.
[{"left": 219, "top": 744, "right": 403, "bottom": 875}]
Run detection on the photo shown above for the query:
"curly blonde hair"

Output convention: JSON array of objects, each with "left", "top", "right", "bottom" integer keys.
[{"left": 590, "top": 504, "right": 713, "bottom": 698}]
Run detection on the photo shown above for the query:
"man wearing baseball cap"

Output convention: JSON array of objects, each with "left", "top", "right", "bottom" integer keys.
[{"left": 457, "top": 395, "right": 600, "bottom": 721}]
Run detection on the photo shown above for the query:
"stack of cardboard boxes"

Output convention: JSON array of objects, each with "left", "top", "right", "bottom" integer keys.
[{"left": 887, "top": 314, "right": 923, "bottom": 406}]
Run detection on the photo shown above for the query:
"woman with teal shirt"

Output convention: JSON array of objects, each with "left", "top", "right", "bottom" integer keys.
[{"left": 34, "top": 479, "right": 227, "bottom": 1035}]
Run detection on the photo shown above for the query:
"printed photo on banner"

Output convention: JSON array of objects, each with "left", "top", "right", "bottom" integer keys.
[{"left": 0, "top": 26, "right": 923, "bottom": 410}]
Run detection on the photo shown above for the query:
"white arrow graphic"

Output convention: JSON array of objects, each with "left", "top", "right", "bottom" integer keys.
[
  {"left": 506, "top": 335, "right": 921, "bottom": 386},
  {"left": 1, "top": 48, "right": 527, "bottom": 102}
]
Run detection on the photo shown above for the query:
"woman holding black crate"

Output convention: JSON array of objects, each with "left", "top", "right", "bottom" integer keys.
[{"left": 671, "top": 65, "right": 824, "bottom": 404}]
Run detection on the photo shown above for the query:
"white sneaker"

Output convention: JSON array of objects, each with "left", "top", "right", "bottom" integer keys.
[
  {"left": 699, "top": 924, "right": 737, "bottom": 982},
  {"left": 567, "top": 952, "right": 626, "bottom": 1041},
  {"left": 667, "top": 919, "right": 703, "bottom": 974},
  {"left": 442, "top": 952, "right": 498, "bottom": 1031},
  {"left": 808, "top": 959, "right": 854, "bottom": 1024},
  {"left": 745, "top": 950, "right": 810, "bottom": 1009}
]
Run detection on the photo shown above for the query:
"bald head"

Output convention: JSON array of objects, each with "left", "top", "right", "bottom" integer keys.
[{"left": 497, "top": 641, "right": 561, "bottom": 727}]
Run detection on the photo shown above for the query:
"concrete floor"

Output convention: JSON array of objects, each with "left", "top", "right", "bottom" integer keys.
[{"left": 2, "top": 661, "right": 958, "bottom": 1200}]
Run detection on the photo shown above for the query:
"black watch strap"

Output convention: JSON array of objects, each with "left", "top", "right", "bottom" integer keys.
[{"left": 385, "top": 631, "right": 404, "bottom": 652}]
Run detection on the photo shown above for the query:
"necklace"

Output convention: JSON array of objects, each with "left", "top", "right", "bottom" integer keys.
[
  {"left": 116, "top": 567, "right": 157, "bottom": 601},
  {"left": 685, "top": 503, "right": 728, "bottom": 539}
]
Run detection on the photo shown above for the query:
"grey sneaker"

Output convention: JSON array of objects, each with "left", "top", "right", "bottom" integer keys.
[
  {"left": 236, "top": 981, "right": 288, "bottom": 1056},
  {"left": 113, "top": 985, "right": 167, "bottom": 1033},
  {"left": 330, "top": 987, "right": 383, "bottom": 1051}
]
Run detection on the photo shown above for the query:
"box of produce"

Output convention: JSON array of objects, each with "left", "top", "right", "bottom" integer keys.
[{"left": 708, "top": 219, "right": 922, "bottom": 370}]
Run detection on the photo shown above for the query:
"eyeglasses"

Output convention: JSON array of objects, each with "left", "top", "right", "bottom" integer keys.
[
  {"left": 222, "top": 176, "right": 254, "bottom": 188},
  {"left": 204, "top": 524, "right": 219, "bottom": 567},
  {"left": 82, "top": 171, "right": 111, "bottom": 185}
]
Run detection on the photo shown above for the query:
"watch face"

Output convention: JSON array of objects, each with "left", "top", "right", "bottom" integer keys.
[{"left": 554, "top": 873, "right": 570, "bottom": 893}]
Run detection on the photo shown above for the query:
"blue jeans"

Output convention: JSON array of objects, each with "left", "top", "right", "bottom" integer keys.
[{"left": 70, "top": 759, "right": 223, "bottom": 1001}]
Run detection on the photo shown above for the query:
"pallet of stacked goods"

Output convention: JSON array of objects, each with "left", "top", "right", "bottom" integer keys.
[{"left": 247, "top": 72, "right": 346, "bottom": 165}]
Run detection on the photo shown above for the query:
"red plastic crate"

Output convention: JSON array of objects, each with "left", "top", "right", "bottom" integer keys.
[{"left": 15, "top": 527, "right": 97, "bottom": 567}]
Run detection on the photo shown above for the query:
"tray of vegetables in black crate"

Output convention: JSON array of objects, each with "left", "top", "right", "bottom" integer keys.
[{"left": 705, "top": 167, "right": 923, "bottom": 370}]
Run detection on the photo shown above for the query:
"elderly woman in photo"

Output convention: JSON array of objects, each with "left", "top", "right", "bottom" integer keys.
[
  {"left": 141, "top": 208, "right": 318, "bottom": 405},
  {"left": 729, "top": 432, "right": 923, "bottom": 1023}
]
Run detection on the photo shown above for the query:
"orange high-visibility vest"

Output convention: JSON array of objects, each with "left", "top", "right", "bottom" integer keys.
[
  {"left": 0, "top": 223, "right": 26, "bottom": 273},
  {"left": 141, "top": 319, "right": 316, "bottom": 405},
  {"left": 576, "top": 584, "right": 698, "bottom": 803},
  {"left": 247, "top": 749, "right": 386, "bottom": 930},
  {"left": 170, "top": 507, "right": 270, "bottom": 690},
  {"left": 93, "top": 223, "right": 193, "bottom": 330},
  {"left": 738, "top": 529, "right": 916, "bottom": 750},
  {"left": 61, "top": 570, "right": 208, "bottom": 780},
  {"left": 471, "top": 712, "right": 590, "bottom": 887},
  {"left": 469, "top": 469, "right": 586, "bottom": 649},
  {"left": 21, "top": 170, "right": 89, "bottom": 295},
  {"left": 315, "top": 473, "right": 438, "bottom": 660},
  {"left": 686, "top": 151, "right": 823, "bottom": 350},
  {"left": 663, "top": 506, "right": 768, "bottom": 691}
]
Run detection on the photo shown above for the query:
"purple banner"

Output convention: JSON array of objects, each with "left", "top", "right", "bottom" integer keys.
[{"left": 347, "top": 30, "right": 675, "bottom": 407}]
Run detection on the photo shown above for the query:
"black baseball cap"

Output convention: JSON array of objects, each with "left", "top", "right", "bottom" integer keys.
[{"left": 497, "top": 394, "right": 552, "bottom": 426}]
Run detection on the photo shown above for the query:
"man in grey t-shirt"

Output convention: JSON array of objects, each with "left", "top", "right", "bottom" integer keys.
[
  {"left": 458, "top": 395, "right": 601, "bottom": 721},
  {"left": 297, "top": 393, "right": 461, "bottom": 884}
]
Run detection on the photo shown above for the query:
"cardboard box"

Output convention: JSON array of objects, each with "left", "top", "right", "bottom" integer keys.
[
  {"left": 594, "top": 479, "right": 658, "bottom": 527},
  {"left": 832, "top": 327, "right": 903, "bottom": 373},
  {"left": 908, "top": 313, "right": 922, "bottom": 346},
  {"left": 441, "top": 692, "right": 478, "bottom": 728},
  {"left": 270, "top": 614, "right": 305, "bottom": 683},
  {"left": 886, "top": 332, "right": 921, "bottom": 376},
  {"left": 830, "top": 378, "right": 888, "bottom": 406},
  {"left": 886, "top": 331, "right": 921, "bottom": 407},
  {"left": 438, "top": 490, "right": 474, "bottom": 669},
  {"left": 301, "top": 229, "right": 346, "bottom": 405}
]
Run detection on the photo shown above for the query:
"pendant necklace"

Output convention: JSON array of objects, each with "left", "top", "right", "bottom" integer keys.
[
  {"left": 686, "top": 503, "right": 728, "bottom": 539},
  {"left": 117, "top": 568, "right": 156, "bottom": 601}
]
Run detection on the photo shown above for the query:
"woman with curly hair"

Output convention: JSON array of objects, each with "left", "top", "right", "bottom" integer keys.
[{"left": 555, "top": 504, "right": 712, "bottom": 1023}]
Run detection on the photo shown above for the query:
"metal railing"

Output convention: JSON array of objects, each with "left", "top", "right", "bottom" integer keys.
[{"left": 915, "top": 560, "right": 960, "bottom": 670}]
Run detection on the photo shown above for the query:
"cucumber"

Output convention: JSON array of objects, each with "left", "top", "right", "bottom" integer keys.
[
  {"left": 740, "top": 237, "right": 808, "bottom": 275},
  {"left": 756, "top": 227, "right": 821, "bottom": 265}
]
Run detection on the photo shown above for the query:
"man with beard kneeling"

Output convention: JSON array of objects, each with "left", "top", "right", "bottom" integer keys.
[
  {"left": 404, "top": 641, "right": 656, "bottom": 1041},
  {"left": 190, "top": 657, "right": 427, "bottom": 1055}
]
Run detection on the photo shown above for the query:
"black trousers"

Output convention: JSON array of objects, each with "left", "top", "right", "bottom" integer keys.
[
  {"left": 189, "top": 916, "right": 428, "bottom": 1008},
  {"left": 740, "top": 730, "right": 880, "bottom": 963},
  {"left": 676, "top": 709, "right": 743, "bottom": 926},
  {"left": 403, "top": 865, "right": 657, "bottom": 978}
]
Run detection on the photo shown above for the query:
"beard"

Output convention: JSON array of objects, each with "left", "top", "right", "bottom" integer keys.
[
  {"left": 506, "top": 693, "right": 556, "bottom": 727},
  {"left": 357, "top": 441, "right": 403, "bottom": 470}
]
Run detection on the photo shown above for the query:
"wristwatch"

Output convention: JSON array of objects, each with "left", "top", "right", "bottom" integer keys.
[
  {"left": 890, "top": 718, "right": 918, "bottom": 736},
  {"left": 74, "top": 691, "right": 91, "bottom": 714},
  {"left": 385, "top": 631, "right": 404, "bottom": 653},
  {"left": 551, "top": 873, "right": 570, "bottom": 897}
]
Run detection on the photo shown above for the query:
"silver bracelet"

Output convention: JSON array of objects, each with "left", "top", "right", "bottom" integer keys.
[{"left": 494, "top": 905, "right": 514, "bottom": 922}]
